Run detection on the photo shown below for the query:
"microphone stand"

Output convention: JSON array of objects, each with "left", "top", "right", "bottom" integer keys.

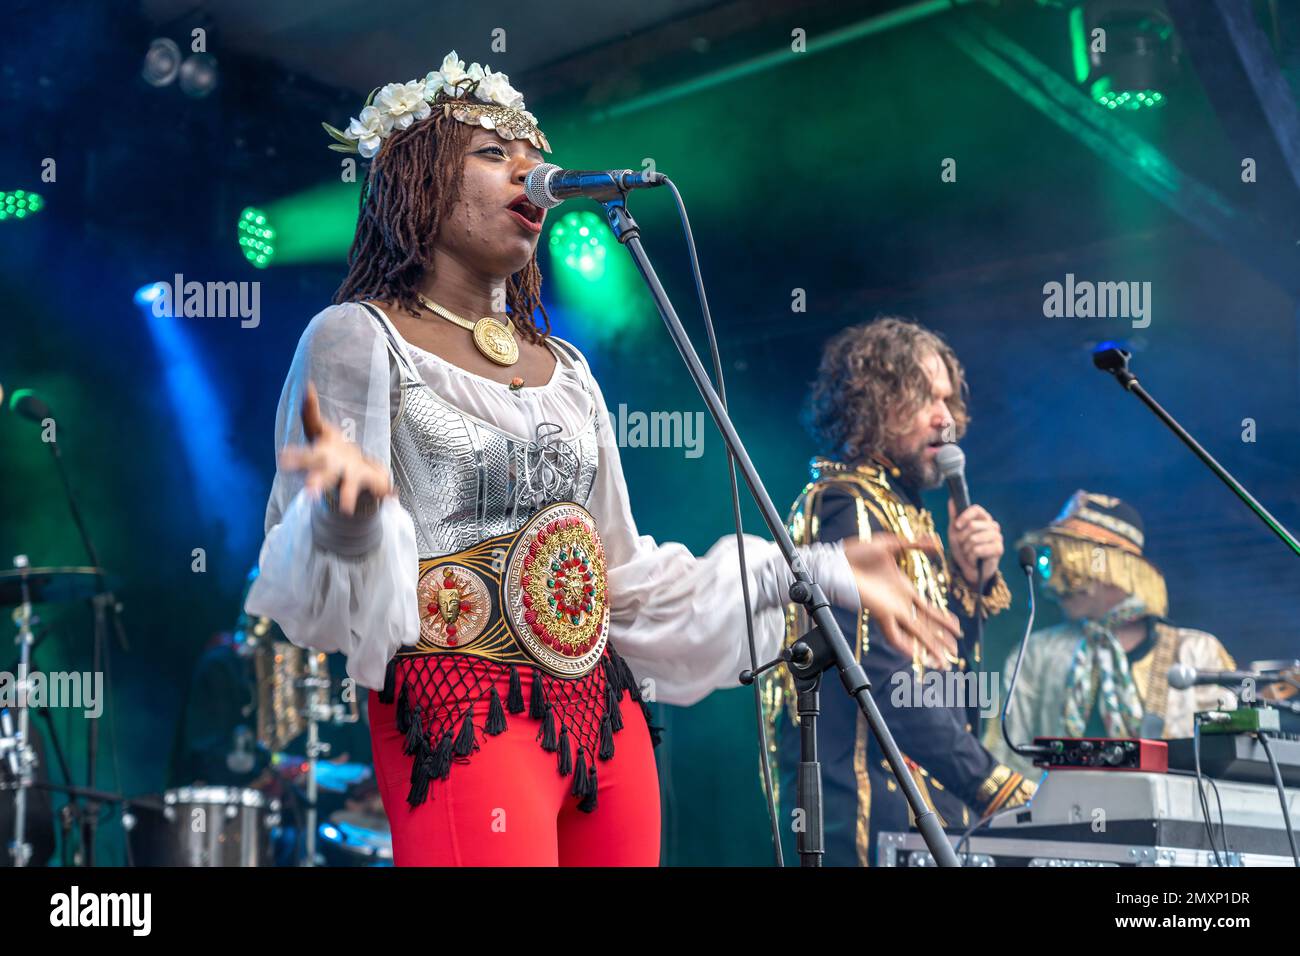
[
  {"left": 1093, "top": 346, "right": 1300, "bottom": 558},
  {"left": 4, "top": 556, "right": 38, "bottom": 867},
  {"left": 600, "top": 189, "right": 960, "bottom": 868},
  {"left": 44, "top": 421, "right": 129, "bottom": 867}
]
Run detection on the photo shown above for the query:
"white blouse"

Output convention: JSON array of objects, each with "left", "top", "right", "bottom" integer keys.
[{"left": 244, "top": 301, "right": 859, "bottom": 705}]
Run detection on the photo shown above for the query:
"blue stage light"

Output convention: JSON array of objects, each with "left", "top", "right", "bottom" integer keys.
[{"left": 134, "top": 281, "right": 168, "bottom": 309}]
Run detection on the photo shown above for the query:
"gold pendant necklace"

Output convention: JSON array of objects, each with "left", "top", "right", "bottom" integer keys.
[{"left": 416, "top": 292, "right": 520, "bottom": 367}]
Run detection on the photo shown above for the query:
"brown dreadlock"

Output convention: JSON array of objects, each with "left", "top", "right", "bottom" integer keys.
[{"left": 332, "top": 98, "right": 551, "bottom": 342}]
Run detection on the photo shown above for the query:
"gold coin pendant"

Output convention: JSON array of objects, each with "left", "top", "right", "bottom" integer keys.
[{"left": 473, "top": 318, "right": 519, "bottom": 366}]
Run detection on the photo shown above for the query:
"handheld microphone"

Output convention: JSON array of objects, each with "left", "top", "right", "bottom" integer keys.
[
  {"left": 524, "top": 162, "right": 665, "bottom": 210},
  {"left": 937, "top": 443, "right": 987, "bottom": 583},
  {"left": 935, "top": 443, "right": 970, "bottom": 512}
]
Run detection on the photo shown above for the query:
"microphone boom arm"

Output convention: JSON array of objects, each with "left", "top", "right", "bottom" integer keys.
[{"left": 1093, "top": 347, "right": 1300, "bottom": 558}]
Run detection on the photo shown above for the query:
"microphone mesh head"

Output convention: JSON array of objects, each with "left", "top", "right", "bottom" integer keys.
[
  {"left": 935, "top": 443, "right": 965, "bottom": 478},
  {"left": 524, "top": 162, "right": 562, "bottom": 209}
]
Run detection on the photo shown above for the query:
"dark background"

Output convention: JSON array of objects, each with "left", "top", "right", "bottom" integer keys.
[{"left": 2, "top": 0, "right": 1298, "bottom": 865}]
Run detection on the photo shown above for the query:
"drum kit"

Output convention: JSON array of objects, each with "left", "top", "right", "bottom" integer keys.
[{"left": 0, "top": 557, "right": 393, "bottom": 867}]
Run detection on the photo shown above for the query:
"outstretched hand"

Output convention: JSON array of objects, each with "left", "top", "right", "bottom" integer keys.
[
  {"left": 842, "top": 533, "right": 961, "bottom": 669},
  {"left": 277, "top": 382, "right": 394, "bottom": 515}
]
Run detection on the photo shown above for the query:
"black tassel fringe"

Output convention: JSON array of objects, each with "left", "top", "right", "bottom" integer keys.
[
  {"left": 538, "top": 702, "right": 558, "bottom": 752},
  {"left": 557, "top": 723, "right": 573, "bottom": 775},
  {"left": 485, "top": 686, "right": 507, "bottom": 736},
  {"left": 529, "top": 667, "right": 546, "bottom": 719},
  {"left": 507, "top": 665, "right": 525, "bottom": 714},
  {"left": 453, "top": 704, "right": 477, "bottom": 757}
]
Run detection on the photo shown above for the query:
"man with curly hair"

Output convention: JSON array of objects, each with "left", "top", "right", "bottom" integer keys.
[{"left": 765, "top": 316, "right": 1036, "bottom": 866}]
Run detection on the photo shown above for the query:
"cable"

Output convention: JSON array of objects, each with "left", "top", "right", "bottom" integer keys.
[
  {"left": 661, "top": 177, "right": 782, "bottom": 866},
  {"left": 1257, "top": 732, "right": 1300, "bottom": 866},
  {"left": 1205, "top": 773, "right": 1229, "bottom": 862},
  {"left": 1192, "top": 719, "right": 1225, "bottom": 867},
  {"left": 1000, "top": 565, "right": 1049, "bottom": 761},
  {"left": 954, "top": 799, "right": 1035, "bottom": 862}
]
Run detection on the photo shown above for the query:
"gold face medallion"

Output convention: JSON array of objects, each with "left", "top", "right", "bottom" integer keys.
[{"left": 472, "top": 317, "right": 520, "bottom": 366}]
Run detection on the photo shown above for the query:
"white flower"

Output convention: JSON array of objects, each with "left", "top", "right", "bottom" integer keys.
[
  {"left": 376, "top": 80, "right": 431, "bottom": 130},
  {"left": 476, "top": 67, "right": 525, "bottom": 109},
  {"left": 345, "top": 105, "right": 394, "bottom": 158},
  {"left": 426, "top": 52, "right": 483, "bottom": 98},
  {"left": 436, "top": 51, "right": 467, "bottom": 91}
]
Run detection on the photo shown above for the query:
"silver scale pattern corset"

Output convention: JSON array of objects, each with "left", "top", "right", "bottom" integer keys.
[{"left": 388, "top": 378, "right": 601, "bottom": 558}]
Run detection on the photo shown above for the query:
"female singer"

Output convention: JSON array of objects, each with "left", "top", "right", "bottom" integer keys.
[{"left": 246, "top": 52, "right": 958, "bottom": 866}]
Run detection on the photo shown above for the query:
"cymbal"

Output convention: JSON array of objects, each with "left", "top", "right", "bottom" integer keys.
[{"left": 0, "top": 566, "right": 115, "bottom": 607}]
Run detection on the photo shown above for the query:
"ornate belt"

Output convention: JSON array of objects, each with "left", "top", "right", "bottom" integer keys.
[{"left": 398, "top": 501, "right": 610, "bottom": 679}]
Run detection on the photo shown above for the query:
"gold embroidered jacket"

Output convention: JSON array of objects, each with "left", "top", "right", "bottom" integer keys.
[{"left": 764, "top": 457, "right": 1030, "bottom": 866}]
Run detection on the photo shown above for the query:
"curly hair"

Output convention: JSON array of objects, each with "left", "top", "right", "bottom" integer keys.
[
  {"left": 804, "top": 316, "right": 969, "bottom": 464},
  {"left": 332, "top": 96, "right": 550, "bottom": 342}
]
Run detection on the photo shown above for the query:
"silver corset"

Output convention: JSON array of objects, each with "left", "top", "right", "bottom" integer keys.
[{"left": 369, "top": 308, "right": 601, "bottom": 557}]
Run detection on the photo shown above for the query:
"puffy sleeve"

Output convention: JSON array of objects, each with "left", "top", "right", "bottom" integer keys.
[
  {"left": 243, "top": 303, "right": 419, "bottom": 691},
  {"left": 582, "top": 370, "right": 859, "bottom": 707}
]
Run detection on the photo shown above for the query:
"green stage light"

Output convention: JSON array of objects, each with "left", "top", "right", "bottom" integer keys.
[
  {"left": 235, "top": 182, "right": 361, "bottom": 267},
  {"left": 550, "top": 211, "right": 611, "bottom": 281},
  {"left": 237, "top": 206, "right": 276, "bottom": 268},
  {"left": 0, "top": 190, "right": 44, "bottom": 221},
  {"left": 1091, "top": 78, "right": 1165, "bottom": 111},
  {"left": 546, "top": 209, "right": 653, "bottom": 344}
]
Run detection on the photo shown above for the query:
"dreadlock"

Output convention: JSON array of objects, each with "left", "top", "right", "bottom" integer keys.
[{"left": 333, "top": 99, "right": 551, "bottom": 342}]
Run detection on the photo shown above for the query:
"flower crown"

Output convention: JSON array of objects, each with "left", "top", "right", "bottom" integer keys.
[{"left": 322, "top": 51, "right": 550, "bottom": 159}]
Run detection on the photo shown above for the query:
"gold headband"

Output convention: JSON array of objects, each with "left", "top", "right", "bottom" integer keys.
[{"left": 322, "top": 51, "right": 549, "bottom": 159}]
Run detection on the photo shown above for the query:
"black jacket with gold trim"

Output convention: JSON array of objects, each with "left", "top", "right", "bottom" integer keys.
[{"left": 765, "top": 457, "right": 1030, "bottom": 866}]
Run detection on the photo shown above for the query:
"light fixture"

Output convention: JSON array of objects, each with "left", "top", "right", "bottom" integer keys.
[
  {"left": 1075, "top": 1, "right": 1178, "bottom": 110},
  {"left": 142, "top": 37, "right": 182, "bottom": 87}
]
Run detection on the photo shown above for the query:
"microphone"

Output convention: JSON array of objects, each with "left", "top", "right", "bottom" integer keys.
[
  {"left": 937, "top": 443, "right": 987, "bottom": 584},
  {"left": 1092, "top": 341, "right": 1138, "bottom": 389},
  {"left": 524, "top": 162, "right": 665, "bottom": 209},
  {"left": 1167, "top": 663, "right": 1278, "bottom": 690},
  {"left": 8, "top": 388, "right": 52, "bottom": 425},
  {"left": 935, "top": 443, "right": 970, "bottom": 513}
]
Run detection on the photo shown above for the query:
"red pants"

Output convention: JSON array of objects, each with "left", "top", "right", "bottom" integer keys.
[{"left": 368, "top": 673, "right": 661, "bottom": 866}]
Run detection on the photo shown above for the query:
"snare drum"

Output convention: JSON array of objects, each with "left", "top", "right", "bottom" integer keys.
[{"left": 129, "top": 785, "right": 280, "bottom": 866}]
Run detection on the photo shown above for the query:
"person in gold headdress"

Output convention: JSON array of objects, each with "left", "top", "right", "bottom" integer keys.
[
  {"left": 986, "top": 491, "right": 1236, "bottom": 777},
  {"left": 766, "top": 316, "right": 1035, "bottom": 867}
]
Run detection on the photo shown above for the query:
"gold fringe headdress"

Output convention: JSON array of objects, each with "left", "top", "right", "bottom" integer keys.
[
  {"left": 1016, "top": 490, "right": 1168, "bottom": 618},
  {"left": 321, "top": 50, "right": 550, "bottom": 159}
]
